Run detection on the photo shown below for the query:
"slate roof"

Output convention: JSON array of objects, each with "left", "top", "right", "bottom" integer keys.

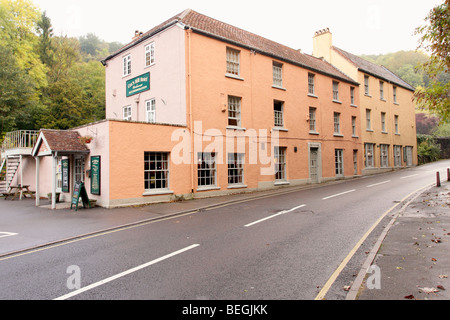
[
  {"left": 103, "top": 9, "right": 358, "bottom": 85},
  {"left": 332, "top": 46, "right": 415, "bottom": 92},
  {"left": 32, "top": 129, "right": 90, "bottom": 156}
]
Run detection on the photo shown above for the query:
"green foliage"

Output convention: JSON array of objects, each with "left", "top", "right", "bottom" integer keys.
[
  {"left": 0, "top": 0, "right": 122, "bottom": 136},
  {"left": 414, "top": 0, "right": 450, "bottom": 122},
  {"left": 417, "top": 134, "right": 441, "bottom": 164}
]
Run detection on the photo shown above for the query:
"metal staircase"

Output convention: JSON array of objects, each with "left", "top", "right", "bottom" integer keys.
[{"left": 0, "top": 156, "right": 21, "bottom": 193}]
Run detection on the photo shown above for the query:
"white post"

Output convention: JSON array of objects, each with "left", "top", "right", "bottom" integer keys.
[
  {"left": 52, "top": 153, "right": 57, "bottom": 210},
  {"left": 19, "top": 155, "right": 23, "bottom": 200},
  {"left": 35, "top": 156, "right": 40, "bottom": 207}
]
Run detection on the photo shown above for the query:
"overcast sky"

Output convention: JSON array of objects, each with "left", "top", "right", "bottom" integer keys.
[{"left": 31, "top": 0, "right": 442, "bottom": 56}]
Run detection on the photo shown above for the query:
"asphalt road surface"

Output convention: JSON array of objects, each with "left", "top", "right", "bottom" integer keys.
[{"left": 0, "top": 160, "right": 449, "bottom": 302}]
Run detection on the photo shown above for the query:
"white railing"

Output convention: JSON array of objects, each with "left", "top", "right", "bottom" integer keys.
[{"left": 1, "top": 130, "right": 39, "bottom": 153}]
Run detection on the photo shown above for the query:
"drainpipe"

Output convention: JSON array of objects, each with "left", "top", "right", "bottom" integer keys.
[
  {"left": 35, "top": 156, "right": 40, "bottom": 207},
  {"left": 187, "top": 27, "right": 194, "bottom": 196},
  {"left": 52, "top": 152, "right": 57, "bottom": 210}
]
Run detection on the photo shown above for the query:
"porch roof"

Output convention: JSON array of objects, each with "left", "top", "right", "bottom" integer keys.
[{"left": 32, "top": 129, "right": 90, "bottom": 157}]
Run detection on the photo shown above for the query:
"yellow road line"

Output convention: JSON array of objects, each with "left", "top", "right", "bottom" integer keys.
[{"left": 315, "top": 184, "right": 432, "bottom": 300}]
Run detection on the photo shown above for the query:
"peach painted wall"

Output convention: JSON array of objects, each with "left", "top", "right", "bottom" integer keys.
[
  {"left": 108, "top": 120, "right": 192, "bottom": 205},
  {"left": 105, "top": 24, "right": 187, "bottom": 126},
  {"left": 187, "top": 30, "right": 362, "bottom": 191},
  {"left": 358, "top": 73, "right": 418, "bottom": 170}
]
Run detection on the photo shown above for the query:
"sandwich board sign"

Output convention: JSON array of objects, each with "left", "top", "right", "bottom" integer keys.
[{"left": 71, "top": 181, "right": 90, "bottom": 211}]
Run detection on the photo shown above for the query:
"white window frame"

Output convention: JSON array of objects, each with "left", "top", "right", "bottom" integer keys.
[
  {"left": 335, "top": 149, "right": 344, "bottom": 177},
  {"left": 395, "top": 115, "right": 399, "bottom": 134},
  {"left": 273, "top": 62, "right": 283, "bottom": 88},
  {"left": 274, "top": 147, "right": 287, "bottom": 181},
  {"left": 226, "top": 47, "right": 240, "bottom": 76},
  {"left": 365, "top": 143, "right": 374, "bottom": 168},
  {"left": 274, "top": 100, "right": 284, "bottom": 127},
  {"left": 366, "top": 109, "right": 372, "bottom": 131},
  {"left": 380, "top": 81, "right": 385, "bottom": 100},
  {"left": 381, "top": 112, "right": 386, "bottom": 132},
  {"left": 308, "top": 73, "right": 315, "bottom": 95},
  {"left": 123, "top": 106, "right": 132, "bottom": 121},
  {"left": 352, "top": 116, "right": 357, "bottom": 137},
  {"left": 380, "top": 144, "right": 389, "bottom": 168},
  {"left": 228, "top": 153, "right": 245, "bottom": 186},
  {"left": 145, "top": 43, "right": 155, "bottom": 67},
  {"left": 146, "top": 99, "right": 156, "bottom": 123},
  {"left": 393, "top": 86, "right": 398, "bottom": 104},
  {"left": 332, "top": 81, "right": 339, "bottom": 102},
  {"left": 144, "top": 152, "right": 170, "bottom": 191},
  {"left": 334, "top": 112, "right": 341, "bottom": 135},
  {"left": 228, "top": 96, "right": 241, "bottom": 127},
  {"left": 309, "top": 107, "right": 317, "bottom": 133},
  {"left": 394, "top": 145, "right": 402, "bottom": 167},
  {"left": 364, "top": 75, "right": 370, "bottom": 96},
  {"left": 123, "top": 54, "right": 131, "bottom": 77},
  {"left": 198, "top": 152, "right": 217, "bottom": 187},
  {"left": 350, "top": 87, "right": 355, "bottom": 105}
]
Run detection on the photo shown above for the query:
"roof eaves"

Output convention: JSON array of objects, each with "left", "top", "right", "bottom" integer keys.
[{"left": 189, "top": 27, "right": 359, "bottom": 86}]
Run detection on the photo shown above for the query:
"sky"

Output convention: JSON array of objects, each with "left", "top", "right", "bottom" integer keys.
[{"left": 31, "top": 0, "right": 443, "bottom": 56}]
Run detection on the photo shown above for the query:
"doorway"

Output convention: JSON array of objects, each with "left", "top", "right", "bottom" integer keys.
[{"left": 309, "top": 144, "right": 321, "bottom": 184}]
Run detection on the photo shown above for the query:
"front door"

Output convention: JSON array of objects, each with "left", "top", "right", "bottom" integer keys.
[
  {"left": 74, "top": 156, "right": 85, "bottom": 184},
  {"left": 310, "top": 147, "right": 320, "bottom": 183}
]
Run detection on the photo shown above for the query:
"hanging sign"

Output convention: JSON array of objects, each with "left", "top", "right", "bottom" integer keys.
[
  {"left": 71, "top": 181, "right": 90, "bottom": 211},
  {"left": 126, "top": 72, "right": 150, "bottom": 97},
  {"left": 62, "top": 159, "right": 70, "bottom": 193},
  {"left": 90, "top": 156, "right": 101, "bottom": 195}
]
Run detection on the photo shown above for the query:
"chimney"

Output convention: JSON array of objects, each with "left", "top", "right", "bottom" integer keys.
[
  {"left": 313, "top": 28, "right": 332, "bottom": 62},
  {"left": 132, "top": 30, "right": 143, "bottom": 41}
]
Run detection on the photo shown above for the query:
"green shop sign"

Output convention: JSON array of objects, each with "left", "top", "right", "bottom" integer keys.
[{"left": 126, "top": 72, "right": 150, "bottom": 97}]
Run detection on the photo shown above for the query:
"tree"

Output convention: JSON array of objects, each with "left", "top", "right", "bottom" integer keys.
[
  {"left": 0, "top": 45, "right": 36, "bottom": 134},
  {"left": 36, "top": 11, "right": 54, "bottom": 66},
  {"left": 414, "top": 0, "right": 450, "bottom": 122}
]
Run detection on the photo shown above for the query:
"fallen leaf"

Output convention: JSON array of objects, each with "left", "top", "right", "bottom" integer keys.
[
  {"left": 404, "top": 294, "right": 415, "bottom": 299},
  {"left": 343, "top": 285, "right": 351, "bottom": 291},
  {"left": 419, "top": 287, "right": 439, "bottom": 294},
  {"left": 396, "top": 267, "right": 403, "bottom": 270},
  {"left": 432, "top": 258, "right": 437, "bottom": 262},
  {"left": 438, "top": 275, "right": 448, "bottom": 279},
  {"left": 437, "top": 285, "right": 446, "bottom": 290}
]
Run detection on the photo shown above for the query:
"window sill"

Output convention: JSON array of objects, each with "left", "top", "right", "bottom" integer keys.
[
  {"left": 228, "top": 184, "right": 248, "bottom": 189},
  {"left": 272, "top": 127, "right": 288, "bottom": 132},
  {"left": 381, "top": 131, "right": 388, "bottom": 134},
  {"left": 394, "top": 102, "right": 399, "bottom": 106},
  {"left": 274, "top": 181, "right": 290, "bottom": 186},
  {"left": 309, "top": 131, "right": 320, "bottom": 135},
  {"left": 333, "top": 133, "right": 344, "bottom": 137},
  {"left": 225, "top": 73, "right": 244, "bottom": 81},
  {"left": 350, "top": 104, "right": 358, "bottom": 108},
  {"left": 352, "top": 135, "right": 359, "bottom": 138},
  {"left": 143, "top": 189, "right": 174, "bottom": 196},
  {"left": 227, "top": 126, "right": 246, "bottom": 131},
  {"left": 332, "top": 100, "right": 342, "bottom": 104},
  {"left": 366, "top": 129, "right": 374, "bottom": 132},
  {"left": 272, "top": 85, "right": 286, "bottom": 91},
  {"left": 308, "top": 93, "right": 318, "bottom": 98},
  {"left": 365, "top": 94, "right": 372, "bottom": 98},
  {"left": 197, "top": 186, "right": 221, "bottom": 192},
  {"left": 380, "top": 98, "right": 386, "bottom": 102}
]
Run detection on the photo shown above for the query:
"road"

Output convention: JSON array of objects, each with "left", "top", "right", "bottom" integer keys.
[{"left": 0, "top": 160, "right": 449, "bottom": 302}]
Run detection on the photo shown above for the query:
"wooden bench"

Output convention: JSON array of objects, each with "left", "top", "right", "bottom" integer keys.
[{"left": 2, "top": 192, "right": 16, "bottom": 200}]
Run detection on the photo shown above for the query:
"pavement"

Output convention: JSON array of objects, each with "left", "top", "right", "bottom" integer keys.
[
  {"left": 1, "top": 176, "right": 449, "bottom": 300},
  {"left": 354, "top": 181, "right": 450, "bottom": 300}
]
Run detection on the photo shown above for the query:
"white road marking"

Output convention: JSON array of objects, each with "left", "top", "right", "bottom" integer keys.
[
  {"left": 322, "top": 190, "right": 356, "bottom": 200},
  {"left": 400, "top": 174, "right": 419, "bottom": 179},
  {"left": 244, "top": 204, "right": 306, "bottom": 228},
  {"left": 0, "top": 232, "right": 18, "bottom": 239},
  {"left": 367, "top": 180, "right": 391, "bottom": 188},
  {"left": 54, "top": 244, "right": 200, "bottom": 300}
]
